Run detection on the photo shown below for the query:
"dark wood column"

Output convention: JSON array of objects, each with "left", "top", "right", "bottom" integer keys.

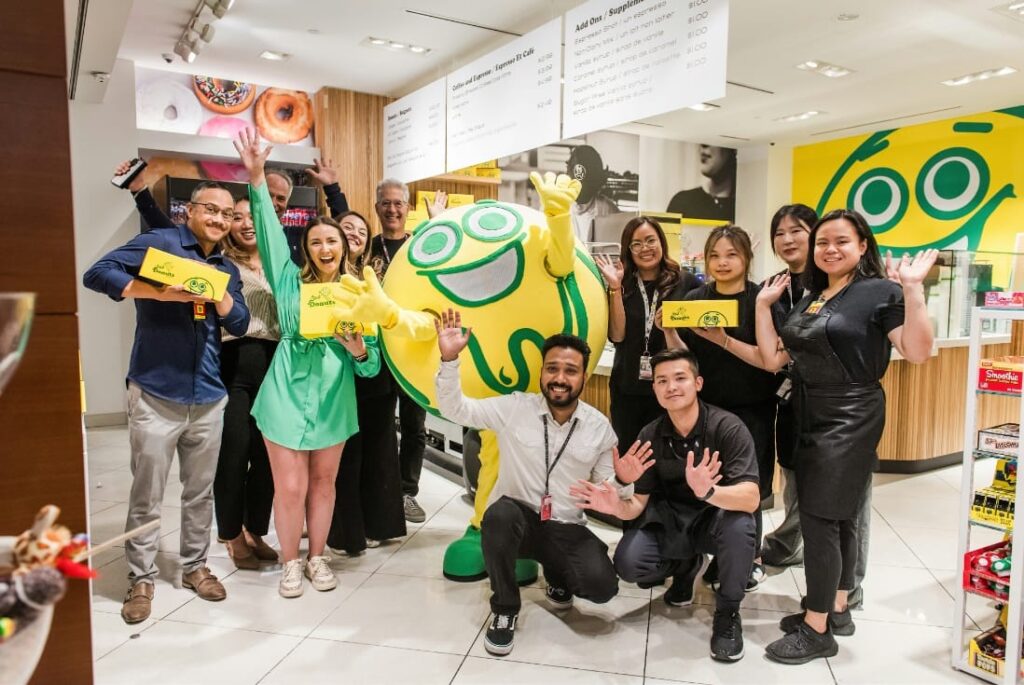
[{"left": 0, "top": 2, "right": 92, "bottom": 683}]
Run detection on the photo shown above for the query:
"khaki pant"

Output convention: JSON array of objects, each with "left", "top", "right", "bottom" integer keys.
[{"left": 125, "top": 383, "right": 227, "bottom": 584}]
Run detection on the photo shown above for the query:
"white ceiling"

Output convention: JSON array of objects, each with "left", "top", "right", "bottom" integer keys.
[{"left": 112, "top": 0, "right": 1024, "bottom": 147}]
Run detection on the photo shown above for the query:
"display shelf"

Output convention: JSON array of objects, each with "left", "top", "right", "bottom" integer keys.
[
  {"left": 976, "top": 450, "right": 1019, "bottom": 462},
  {"left": 954, "top": 306, "right": 1024, "bottom": 685},
  {"left": 967, "top": 585, "right": 1011, "bottom": 603}
]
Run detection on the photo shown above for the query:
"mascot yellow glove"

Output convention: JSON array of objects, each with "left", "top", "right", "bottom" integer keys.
[
  {"left": 529, "top": 171, "right": 581, "bottom": 278},
  {"left": 332, "top": 266, "right": 436, "bottom": 342}
]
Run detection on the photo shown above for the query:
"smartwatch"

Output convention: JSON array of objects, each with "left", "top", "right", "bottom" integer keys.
[{"left": 698, "top": 486, "right": 716, "bottom": 502}]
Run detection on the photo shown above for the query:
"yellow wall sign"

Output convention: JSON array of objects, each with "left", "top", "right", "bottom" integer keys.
[
  {"left": 139, "top": 247, "right": 229, "bottom": 301},
  {"left": 793, "top": 106, "right": 1024, "bottom": 262},
  {"left": 298, "top": 283, "right": 367, "bottom": 339},
  {"left": 661, "top": 300, "right": 739, "bottom": 328}
]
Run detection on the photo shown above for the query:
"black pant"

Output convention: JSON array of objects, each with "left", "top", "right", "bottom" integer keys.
[
  {"left": 213, "top": 338, "right": 276, "bottom": 539},
  {"left": 800, "top": 508, "right": 858, "bottom": 613},
  {"left": 614, "top": 509, "right": 755, "bottom": 613},
  {"left": 481, "top": 497, "right": 618, "bottom": 614},
  {"left": 328, "top": 390, "right": 407, "bottom": 553},
  {"left": 728, "top": 402, "right": 777, "bottom": 552},
  {"left": 610, "top": 389, "right": 663, "bottom": 454},
  {"left": 398, "top": 390, "right": 427, "bottom": 497}
]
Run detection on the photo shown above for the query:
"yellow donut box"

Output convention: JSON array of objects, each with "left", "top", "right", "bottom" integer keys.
[
  {"left": 298, "top": 283, "right": 367, "bottom": 339},
  {"left": 139, "top": 247, "right": 229, "bottom": 301},
  {"left": 661, "top": 300, "right": 739, "bottom": 328}
]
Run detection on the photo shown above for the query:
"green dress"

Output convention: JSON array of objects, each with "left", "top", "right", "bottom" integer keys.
[{"left": 249, "top": 182, "right": 380, "bottom": 450}]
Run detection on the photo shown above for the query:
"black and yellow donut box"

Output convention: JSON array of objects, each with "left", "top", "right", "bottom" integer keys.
[
  {"left": 298, "top": 283, "right": 368, "bottom": 339},
  {"left": 661, "top": 300, "right": 739, "bottom": 328},
  {"left": 139, "top": 247, "right": 229, "bottom": 301}
]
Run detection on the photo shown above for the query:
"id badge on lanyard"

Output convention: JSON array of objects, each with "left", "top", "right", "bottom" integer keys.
[
  {"left": 541, "top": 416, "right": 578, "bottom": 521},
  {"left": 193, "top": 302, "right": 207, "bottom": 320},
  {"left": 637, "top": 275, "right": 659, "bottom": 381}
]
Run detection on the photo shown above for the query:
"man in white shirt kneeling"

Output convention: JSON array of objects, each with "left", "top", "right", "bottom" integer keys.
[{"left": 434, "top": 309, "right": 639, "bottom": 657}]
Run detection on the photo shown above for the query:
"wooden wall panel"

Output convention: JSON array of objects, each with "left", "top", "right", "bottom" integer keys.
[
  {"left": 313, "top": 87, "right": 392, "bottom": 234},
  {"left": 0, "top": 3, "right": 92, "bottom": 682},
  {"left": 0, "top": 71, "right": 77, "bottom": 314}
]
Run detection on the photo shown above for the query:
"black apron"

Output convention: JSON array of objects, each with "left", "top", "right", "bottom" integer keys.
[{"left": 783, "top": 288, "right": 884, "bottom": 520}]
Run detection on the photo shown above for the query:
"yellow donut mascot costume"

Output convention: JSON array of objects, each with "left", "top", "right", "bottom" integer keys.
[{"left": 332, "top": 172, "right": 608, "bottom": 581}]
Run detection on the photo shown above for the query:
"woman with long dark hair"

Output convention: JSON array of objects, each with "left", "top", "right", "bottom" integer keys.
[
  {"left": 595, "top": 216, "right": 699, "bottom": 453},
  {"left": 756, "top": 209, "right": 935, "bottom": 663},
  {"left": 327, "top": 210, "right": 407, "bottom": 555},
  {"left": 664, "top": 224, "right": 783, "bottom": 592}
]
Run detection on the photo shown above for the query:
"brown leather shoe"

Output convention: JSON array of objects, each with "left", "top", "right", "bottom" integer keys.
[
  {"left": 226, "top": 534, "right": 260, "bottom": 570},
  {"left": 244, "top": 531, "right": 279, "bottom": 562},
  {"left": 182, "top": 567, "right": 227, "bottom": 601},
  {"left": 121, "top": 582, "right": 154, "bottom": 624}
]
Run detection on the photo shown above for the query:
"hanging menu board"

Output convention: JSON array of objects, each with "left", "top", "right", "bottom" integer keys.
[
  {"left": 383, "top": 78, "right": 446, "bottom": 183},
  {"left": 562, "top": 0, "right": 729, "bottom": 138},
  {"left": 446, "top": 19, "right": 561, "bottom": 172}
]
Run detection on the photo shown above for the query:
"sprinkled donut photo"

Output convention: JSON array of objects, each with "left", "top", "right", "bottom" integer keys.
[
  {"left": 254, "top": 87, "right": 314, "bottom": 144},
  {"left": 192, "top": 76, "right": 256, "bottom": 115}
]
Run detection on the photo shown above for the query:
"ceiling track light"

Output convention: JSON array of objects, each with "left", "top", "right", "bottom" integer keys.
[
  {"left": 174, "top": 35, "right": 200, "bottom": 63},
  {"left": 796, "top": 60, "right": 854, "bottom": 78},
  {"left": 941, "top": 66, "right": 1017, "bottom": 86},
  {"left": 687, "top": 102, "right": 720, "bottom": 111},
  {"left": 202, "top": 0, "right": 234, "bottom": 19},
  {"left": 192, "top": 21, "right": 215, "bottom": 42},
  {"left": 774, "top": 110, "right": 823, "bottom": 123}
]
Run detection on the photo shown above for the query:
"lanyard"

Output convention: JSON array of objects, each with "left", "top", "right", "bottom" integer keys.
[
  {"left": 543, "top": 415, "right": 579, "bottom": 495},
  {"left": 380, "top": 234, "right": 409, "bottom": 266},
  {"left": 636, "top": 274, "right": 660, "bottom": 354}
]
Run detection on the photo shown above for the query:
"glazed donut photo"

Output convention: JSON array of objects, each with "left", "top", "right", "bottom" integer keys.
[
  {"left": 136, "top": 78, "right": 203, "bottom": 134},
  {"left": 254, "top": 87, "right": 314, "bottom": 144},
  {"left": 193, "top": 76, "right": 256, "bottom": 115}
]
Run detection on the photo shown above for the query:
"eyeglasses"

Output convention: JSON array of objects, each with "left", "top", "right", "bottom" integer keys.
[
  {"left": 191, "top": 202, "right": 236, "bottom": 221},
  {"left": 628, "top": 237, "right": 660, "bottom": 253},
  {"left": 378, "top": 200, "right": 406, "bottom": 209}
]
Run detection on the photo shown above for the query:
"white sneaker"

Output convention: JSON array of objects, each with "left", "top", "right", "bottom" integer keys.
[
  {"left": 304, "top": 555, "right": 338, "bottom": 591},
  {"left": 279, "top": 559, "right": 304, "bottom": 598}
]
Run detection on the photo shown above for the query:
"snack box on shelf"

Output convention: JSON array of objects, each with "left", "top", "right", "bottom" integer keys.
[
  {"left": 971, "top": 487, "right": 1015, "bottom": 527},
  {"left": 985, "top": 291, "right": 1024, "bottom": 308},
  {"left": 979, "top": 357, "right": 1024, "bottom": 394},
  {"left": 978, "top": 423, "right": 1021, "bottom": 458},
  {"left": 963, "top": 540, "right": 1013, "bottom": 602},
  {"left": 969, "top": 625, "right": 1024, "bottom": 678},
  {"left": 994, "top": 459, "right": 1019, "bottom": 492}
]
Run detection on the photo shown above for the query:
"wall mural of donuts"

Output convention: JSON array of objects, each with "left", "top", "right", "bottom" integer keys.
[{"left": 134, "top": 66, "right": 314, "bottom": 182}]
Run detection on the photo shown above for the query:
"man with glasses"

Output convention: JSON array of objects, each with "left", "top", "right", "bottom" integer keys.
[
  {"left": 369, "top": 177, "right": 429, "bottom": 523},
  {"left": 83, "top": 181, "right": 250, "bottom": 624},
  {"left": 577, "top": 348, "right": 759, "bottom": 662}
]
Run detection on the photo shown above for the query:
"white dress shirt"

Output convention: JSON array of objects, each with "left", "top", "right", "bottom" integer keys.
[{"left": 436, "top": 359, "right": 629, "bottom": 524}]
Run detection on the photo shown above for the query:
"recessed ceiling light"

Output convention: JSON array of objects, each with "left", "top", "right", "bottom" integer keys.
[
  {"left": 409, "top": 45, "right": 428, "bottom": 54},
  {"left": 774, "top": 110, "right": 823, "bottom": 123},
  {"left": 307, "top": 28, "right": 320, "bottom": 35},
  {"left": 688, "top": 103, "right": 720, "bottom": 111},
  {"left": 363, "top": 36, "right": 431, "bottom": 56},
  {"left": 941, "top": 66, "right": 1017, "bottom": 86},
  {"left": 369, "top": 37, "right": 387, "bottom": 45},
  {"left": 796, "top": 60, "right": 853, "bottom": 78},
  {"left": 259, "top": 50, "right": 291, "bottom": 61},
  {"left": 837, "top": 12, "right": 859, "bottom": 21},
  {"left": 992, "top": 2, "right": 1024, "bottom": 21},
  {"left": 389, "top": 42, "right": 406, "bottom": 49}
]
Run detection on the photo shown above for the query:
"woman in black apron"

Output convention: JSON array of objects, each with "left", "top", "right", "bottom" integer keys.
[
  {"left": 664, "top": 225, "right": 784, "bottom": 591},
  {"left": 595, "top": 216, "right": 699, "bottom": 454},
  {"left": 754, "top": 209, "right": 936, "bottom": 664}
]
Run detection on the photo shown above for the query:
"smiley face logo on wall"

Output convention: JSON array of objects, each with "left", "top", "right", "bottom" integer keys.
[
  {"left": 807, "top": 106, "right": 1024, "bottom": 254},
  {"left": 378, "top": 199, "right": 608, "bottom": 416}
]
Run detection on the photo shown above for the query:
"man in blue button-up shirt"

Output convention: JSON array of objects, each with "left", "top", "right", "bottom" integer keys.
[{"left": 84, "top": 181, "right": 250, "bottom": 624}]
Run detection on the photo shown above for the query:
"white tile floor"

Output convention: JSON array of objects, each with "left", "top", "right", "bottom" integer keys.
[{"left": 85, "top": 425, "right": 995, "bottom": 684}]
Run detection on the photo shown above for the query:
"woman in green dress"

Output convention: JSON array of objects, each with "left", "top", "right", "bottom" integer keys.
[{"left": 234, "top": 128, "right": 381, "bottom": 598}]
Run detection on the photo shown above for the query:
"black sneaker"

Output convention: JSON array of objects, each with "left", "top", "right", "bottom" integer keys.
[
  {"left": 710, "top": 609, "right": 744, "bottom": 662},
  {"left": 484, "top": 613, "right": 518, "bottom": 656},
  {"left": 545, "top": 585, "right": 573, "bottom": 610},
  {"left": 765, "top": 621, "right": 838, "bottom": 664},
  {"left": 779, "top": 607, "right": 855, "bottom": 636},
  {"left": 664, "top": 554, "right": 707, "bottom": 607},
  {"left": 745, "top": 561, "right": 767, "bottom": 592}
]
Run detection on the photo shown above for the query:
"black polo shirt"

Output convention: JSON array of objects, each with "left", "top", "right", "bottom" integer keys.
[{"left": 634, "top": 401, "right": 759, "bottom": 514}]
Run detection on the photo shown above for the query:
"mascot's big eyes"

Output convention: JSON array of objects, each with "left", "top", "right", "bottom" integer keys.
[
  {"left": 915, "top": 147, "right": 989, "bottom": 221},
  {"left": 847, "top": 167, "right": 908, "bottom": 234},
  {"left": 408, "top": 221, "right": 462, "bottom": 268},
  {"left": 462, "top": 205, "right": 523, "bottom": 242}
]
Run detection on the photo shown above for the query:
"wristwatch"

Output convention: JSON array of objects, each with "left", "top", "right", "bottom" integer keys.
[
  {"left": 698, "top": 486, "right": 716, "bottom": 502},
  {"left": 613, "top": 474, "right": 629, "bottom": 487}
]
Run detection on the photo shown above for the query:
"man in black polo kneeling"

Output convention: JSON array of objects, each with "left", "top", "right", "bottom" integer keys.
[{"left": 574, "top": 348, "right": 759, "bottom": 662}]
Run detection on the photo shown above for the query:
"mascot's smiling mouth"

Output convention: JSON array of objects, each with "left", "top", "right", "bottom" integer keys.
[{"left": 421, "top": 239, "right": 525, "bottom": 307}]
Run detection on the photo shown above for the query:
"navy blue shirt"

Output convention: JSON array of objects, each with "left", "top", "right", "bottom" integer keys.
[{"left": 83, "top": 224, "right": 249, "bottom": 405}]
